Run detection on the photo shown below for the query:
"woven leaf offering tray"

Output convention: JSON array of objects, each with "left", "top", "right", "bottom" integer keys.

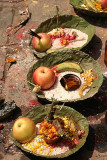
[
  {"left": 70, "top": 0, "right": 107, "bottom": 17},
  {"left": 10, "top": 104, "right": 89, "bottom": 158},
  {"left": 27, "top": 49, "right": 103, "bottom": 103},
  {"left": 29, "top": 14, "right": 95, "bottom": 58}
]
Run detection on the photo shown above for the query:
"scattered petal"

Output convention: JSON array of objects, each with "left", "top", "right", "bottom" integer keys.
[
  {"left": 6, "top": 58, "right": 16, "bottom": 63},
  {"left": 9, "top": 85, "right": 14, "bottom": 88},
  {"left": 43, "top": 5, "right": 49, "bottom": 8}
]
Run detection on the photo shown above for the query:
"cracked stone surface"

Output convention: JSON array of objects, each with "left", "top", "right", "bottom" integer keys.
[{"left": 0, "top": 0, "right": 107, "bottom": 160}]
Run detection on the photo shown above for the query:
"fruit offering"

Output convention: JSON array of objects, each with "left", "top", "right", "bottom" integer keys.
[
  {"left": 48, "top": 28, "right": 78, "bottom": 47},
  {"left": 30, "top": 30, "right": 52, "bottom": 52},
  {"left": 95, "top": 0, "right": 107, "bottom": 9},
  {"left": 12, "top": 117, "right": 36, "bottom": 143},
  {"left": 21, "top": 104, "right": 85, "bottom": 157},
  {"left": 33, "top": 66, "right": 56, "bottom": 90},
  {"left": 84, "top": 0, "right": 107, "bottom": 12}
]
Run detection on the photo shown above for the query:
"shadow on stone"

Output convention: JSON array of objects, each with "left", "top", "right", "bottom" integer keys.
[
  {"left": 74, "top": 9, "right": 107, "bottom": 28},
  {"left": 82, "top": 34, "right": 102, "bottom": 60},
  {"left": 91, "top": 118, "right": 107, "bottom": 153},
  {"left": 38, "top": 96, "right": 106, "bottom": 117},
  {"left": 0, "top": 106, "right": 22, "bottom": 123},
  {"left": 12, "top": 106, "right": 22, "bottom": 119}
]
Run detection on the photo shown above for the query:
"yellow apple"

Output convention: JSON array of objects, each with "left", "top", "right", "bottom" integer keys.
[
  {"left": 12, "top": 117, "right": 36, "bottom": 143},
  {"left": 32, "top": 33, "right": 52, "bottom": 52}
]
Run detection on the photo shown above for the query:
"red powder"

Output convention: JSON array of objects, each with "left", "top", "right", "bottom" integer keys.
[
  {"left": 29, "top": 100, "right": 39, "bottom": 106},
  {"left": 9, "top": 85, "right": 14, "bottom": 88},
  {"left": 16, "top": 33, "right": 28, "bottom": 39},
  {"left": 24, "top": 89, "right": 27, "bottom": 93},
  {"left": 94, "top": 75, "right": 98, "bottom": 80},
  {"left": 30, "top": 27, "right": 36, "bottom": 30},
  {"left": 16, "top": 34, "right": 23, "bottom": 39}
]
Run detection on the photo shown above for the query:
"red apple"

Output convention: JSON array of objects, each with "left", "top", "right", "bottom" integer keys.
[
  {"left": 98, "top": 0, "right": 107, "bottom": 9},
  {"left": 32, "top": 33, "right": 52, "bottom": 52},
  {"left": 33, "top": 66, "right": 56, "bottom": 90},
  {"left": 12, "top": 117, "right": 36, "bottom": 143}
]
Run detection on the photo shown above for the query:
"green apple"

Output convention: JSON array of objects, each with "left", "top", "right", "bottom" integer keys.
[
  {"left": 12, "top": 117, "right": 36, "bottom": 143},
  {"left": 32, "top": 33, "right": 52, "bottom": 52}
]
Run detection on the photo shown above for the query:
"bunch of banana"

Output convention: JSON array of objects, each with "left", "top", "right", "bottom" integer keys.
[{"left": 84, "top": 0, "right": 98, "bottom": 11}]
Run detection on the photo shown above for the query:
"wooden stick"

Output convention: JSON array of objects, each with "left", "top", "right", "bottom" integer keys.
[{"left": 29, "top": 30, "right": 41, "bottom": 39}]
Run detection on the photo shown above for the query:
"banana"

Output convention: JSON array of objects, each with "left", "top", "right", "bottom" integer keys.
[
  {"left": 84, "top": 0, "right": 98, "bottom": 11},
  {"left": 46, "top": 48, "right": 57, "bottom": 54},
  {"left": 52, "top": 62, "right": 83, "bottom": 73}
]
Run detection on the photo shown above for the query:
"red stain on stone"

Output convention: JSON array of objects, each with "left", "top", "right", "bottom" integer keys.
[
  {"left": 9, "top": 85, "right": 14, "bottom": 88},
  {"left": 16, "top": 32, "right": 28, "bottom": 40},
  {"left": 30, "top": 27, "right": 36, "bottom": 30},
  {"left": 29, "top": 100, "right": 39, "bottom": 106},
  {"left": 0, "top": 78, "right": 5, "bottom": 81},
  {"left": 7, "top": 29, "right": 11, "bottom": 35},
  {"left": 15, "top": 67, "right": 20, "bottom": 71},
  {"left": 16, "top": 33, "right": 23, "bottom": 39},
  {"left": 24, "top": 89, "right": 27, "bottom": 93}
]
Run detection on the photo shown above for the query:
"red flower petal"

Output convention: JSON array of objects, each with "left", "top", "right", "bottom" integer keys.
[{"left": 94, "top": 75, "right": 98, "bottom": 80}]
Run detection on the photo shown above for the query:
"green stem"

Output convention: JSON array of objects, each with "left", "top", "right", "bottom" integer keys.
[
  {"left": 56, "top": 6, "right": 59, "bottom": 28},
  {"left": 27, "top": 80, "right": 35, "bottom": 87}
]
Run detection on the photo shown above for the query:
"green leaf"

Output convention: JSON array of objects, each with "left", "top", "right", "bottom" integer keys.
[
  {"left": 10, "top": 104, "right": 89, "bottom": 158},
  {"left": 27, "top": 49, "right": 103, "bottom": 103},
  {"left": 69, "top": 0, "right": 107, "bottom": 17},
  {"left": 29, "top": 14, "right": 95, "bottom": 58}
]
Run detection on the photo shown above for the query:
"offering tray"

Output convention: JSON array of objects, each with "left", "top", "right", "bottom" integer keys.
[
  {"left": 27, "top": 49, "right": 103, "bottom": 103},
  {"left": 70, "top": 0, "right": 107, "bottom": 17},
  {"left": 29, "top": 14, "right": 95, "bottom": 58},
  {"left": 10, "top": 104, "right": 89, "bottom": 158}
]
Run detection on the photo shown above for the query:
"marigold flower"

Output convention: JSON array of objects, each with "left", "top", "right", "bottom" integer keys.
[{"left": 6, "top": 58, "right": 16, "bottom": 63}]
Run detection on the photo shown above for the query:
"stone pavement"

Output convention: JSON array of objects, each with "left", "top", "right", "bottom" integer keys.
[{"left": 0, "top": 0, "right": 107, "bottom": 160}]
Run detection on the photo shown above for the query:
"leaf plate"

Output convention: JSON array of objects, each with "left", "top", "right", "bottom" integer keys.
[
  {"left": 27, "top": 49, "right": 103, "bottom": 103},
  {"left": 10, "top": 104, "right": 89, "bottom": 158},
  {"left": 29, "top": 15, "right": 95, "bottom": 58},
  {"left": 69, "top": 0, "right": 107, "bottom": 17}
]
